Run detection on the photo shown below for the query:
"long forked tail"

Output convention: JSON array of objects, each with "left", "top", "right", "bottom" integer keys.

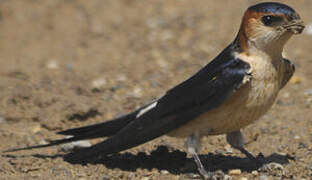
[{"left": 4, "top": 109, "right": 141, "bottom": 153}]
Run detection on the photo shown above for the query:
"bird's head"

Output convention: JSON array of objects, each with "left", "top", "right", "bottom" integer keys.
[{"left": 237, "top": 2, "right": 305, "bottom": 56}]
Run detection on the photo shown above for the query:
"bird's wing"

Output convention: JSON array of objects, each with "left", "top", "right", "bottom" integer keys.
[
  {"left": 65, "top": 46, "right": 251, "bottom": 163},
  {"left": 280, "top": 58, "right": 295, "bottom": 89}
]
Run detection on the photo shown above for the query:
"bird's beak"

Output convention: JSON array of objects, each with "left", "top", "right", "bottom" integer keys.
[{"left": 283, "top": 19, "right": 305, "bottom": 34}]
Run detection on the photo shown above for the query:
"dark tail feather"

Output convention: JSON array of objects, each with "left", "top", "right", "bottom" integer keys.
[
  {"left": 3, "top": 136, "right": 81, "bottom": 152},
  {"left": 4, "top": 110, "right": 141, "bottom": 153},
  {"left": 64, "top": 114, "right": 178, "bottom": 163},
  {"left": 58, "top": 111, "right": 139, "bottom": 138}
]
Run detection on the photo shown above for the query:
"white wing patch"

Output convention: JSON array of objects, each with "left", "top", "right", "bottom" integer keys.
[{"left": 136, "top": 101, "right": 157, "bottom": 118}]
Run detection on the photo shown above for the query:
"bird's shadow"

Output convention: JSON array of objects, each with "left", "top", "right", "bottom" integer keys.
[
  {"left": 3, "top": 145, "right": 293, "bottom": 175},
  {"left": 66, "top": 145, "right": 293, "bottom": 174}
]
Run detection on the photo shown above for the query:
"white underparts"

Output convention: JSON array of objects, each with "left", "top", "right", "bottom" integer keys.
[{"left": 136, "top": 101, "right": 157, "bottom": 118}]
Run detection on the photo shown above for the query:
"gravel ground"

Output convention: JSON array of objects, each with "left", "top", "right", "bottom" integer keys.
[{"left": 1, "top": 0, "right": 312, "bottom": 179}]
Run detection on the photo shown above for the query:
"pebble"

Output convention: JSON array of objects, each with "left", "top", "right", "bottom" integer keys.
[
  {"left": 240, "top": 177, "right": 248, "bottom": 180},
  {"left": 260, "top": 162, "right": 284, "bottom": 171},
  {"left": 251, "top": 170, "right": 258, "bottom": 176},
  {"left": 225, "top": 144, "right": 233, "bottom": 154},
  {"left": 141, "top": 177, "right": 149, "bottom": 180},
  {"left": 66, "top": 63, "right": 74, "bottom": 71},
  {"left": 215, "top": 170, "right": 225, "bottom": 178},
  {"left": 46, "top": 60, "right": 59, "bottom": 69},
  {"left": 304, "top": 23, "right": 312, "bottom": 35},
  {"left": 146, "top": 17, "right": 163, "bottom": 29},
  {"left": 259, "top": 175, "right": 270, "bottom": 180},
  {"left": 224, "top": 175, "right": 232, "bottom": 180},
  {"left": 282, "top": 92, "right": 290, "bottom": 98},
  {"left": 304, "top": 89, "right": 312, "bottom": 96},
  {"left": 116, "top": 74, "right": 127, "bottom": 82},
  {"left": 289, "top": 76, "right": 301, "bottom": 84},
  {"left": 0, "top": 116, "right": 5, "bottom": 124},
  {"left": 129, "top": 86, "right": 143, "bottom": 98},
  {"left": 91, "top": 78, "right": 107, "bottom": 89},
  {"left": 39, "top": 139, "right": 48, "bottom": 145},
  {"left": 229, "top": 169, "right": 241, "bottom": 175},
  {"left": 199, "top": 43, "right": 215, "bottom": 53},
  {"left": 160, "top": 170, "right": 169, "bottom": 175},
  {"left": 306, "top": 98, "right": 312, "bottom": 105},
  {"left": 185, "top": 173, "right": 200, "bottom": 179},
  {"left": 269, "top": 163, "right": 284, "bottom": 170},
  {"left": 156, "top": 59, "right": 169, "bottom": 68},
  {"left": 31, "top": 124, "right": 42, "bottom": 133},
  {"left": 161, "top": 30, "right": 174, "bottom": 41},
  {"left": 102, "top": 175, "right": 111, "bottom": 180},
  {"left": 91, "top": 21, "right": 105, "bottom": 35},
  {"left": 60, "top": 140, "right": 92, "bottom": 152}
]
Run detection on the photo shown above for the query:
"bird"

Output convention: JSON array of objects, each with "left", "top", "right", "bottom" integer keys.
[{"left": 5, "top": 2, "right": 305, "bottom": 179}]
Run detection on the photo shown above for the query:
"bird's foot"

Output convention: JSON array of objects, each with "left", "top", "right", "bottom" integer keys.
[
  {"left": 189, "top": 150, "right": 215, "bottom": 179},
  {"left": 197, "top": 168, "right": 214, "bottom": 180}
]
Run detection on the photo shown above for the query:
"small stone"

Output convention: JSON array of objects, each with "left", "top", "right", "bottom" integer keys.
[
  {"left": 214, "top": 170, "right": 225, "bottom": 178},
  {"left": 289, "top": 76, "right": 301, "bottom": 84},
  {"left": 199, "top": 43, "right": 215, "bottom": 53},
  {"left": 282, "top": 92, "right": 290, "bottom": 98},
  {"left": 0, "top": 116, "right": 5, "bottom": 124},
  {"left": 251, "top": 170, "right": 258, "bottom": 176},
  {"left": 141, "top": 177, "right": 149, "bottom": 180},
  {"left": 161, "top": 30, "right": 173, "bottom": 41},
  {"left": 304, "top": 23, "right": 312, "bottom": 35},
  {"left": 259, "top": 175, "right": 270, "bottom": 180},
  {"left": 160, "top": 170, "right": 169, "bottom": 175},
  {"left": 225, "top": 144, "right": 233, "bottom": 154},
  {"left": 39, "top": 139, "right": 48, "bottom": 145},
  {"left": 229, "top": 169, "right": 241, "bottom": 175},
  {"left": 146, "top": 17, "right": 163, "bottom": 29},
  {"left": 185, "top": 173, "right": 201, "bottom": 179},
  {"left": 260, "top": 162, "right": 284, "bottom": 172},
  {"left": 116, "top": 74, "right": 127, "bottom": 82},
  {"left": 92, "top": 78, "right": 107, "bottom": 89},
  {"left": 294, "top": 135, "right": 300, "bottom": 140},
  {"left": 46, "top": 60, "right": 59, "bottom": 69},
  {"left": 91, "top": 21, "right": 105, "bottom": 35},
  {"left": 270, "top": 163, "right": 284, "bottom": 170},
  {"left": 31, "top": 124, "right": 42, "bottom": 133},
  {"left": 129, "top": 86, "right": 143, "bottom": 98},
  {"left": 156, "top": 59, "right": 168, "bottom": 68},
  {"left": 102, "top": 175, "right": 111, "bottom": 180},
  {"left": 224, "top": 175, "right": 232, "bottom": 180},
  {"left": 240, "top": 177, "right": 248, "bottom": 180},
  {"left": 306, "top": 98, "right": 312, "bottom": 105},
  {"left": 304, "top": 89, "right": 312, "bottom": 96},
  {"left": 66, "top": 63, "right": 74, "bottom": 71}
]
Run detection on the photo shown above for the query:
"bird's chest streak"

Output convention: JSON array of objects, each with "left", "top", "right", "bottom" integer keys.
[{"left": 170, "top": 54, "right": 282, "bottom": 137}]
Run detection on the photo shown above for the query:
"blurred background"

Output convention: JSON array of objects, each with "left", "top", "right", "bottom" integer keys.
[{"left": 0, "top": 0, "right": 312, "bottom": 179}]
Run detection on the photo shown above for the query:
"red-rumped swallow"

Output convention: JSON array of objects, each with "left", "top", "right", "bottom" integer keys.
[{"left": 5, "top": 2, "right": 305, "bottom": 179}]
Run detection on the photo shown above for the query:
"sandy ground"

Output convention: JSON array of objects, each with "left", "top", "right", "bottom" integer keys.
[{"left": 0, "top": 0, "right": 312, "bottom": 179}]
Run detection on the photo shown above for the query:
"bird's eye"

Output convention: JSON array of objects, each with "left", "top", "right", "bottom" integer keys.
[{"left": 261, "top": 15, "right": 282, "bottom": 26}]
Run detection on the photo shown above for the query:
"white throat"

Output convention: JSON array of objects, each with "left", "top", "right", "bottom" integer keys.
[{"left": 247, "top": 32, "right": 293, "bottom": 61}]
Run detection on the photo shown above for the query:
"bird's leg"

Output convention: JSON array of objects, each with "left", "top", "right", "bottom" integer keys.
[
  {"left": 226, "top": 130, "right": 265, "bottom": 167},
  {"left": 186, "top": 133, "right": 214, "bottom": 179}
]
